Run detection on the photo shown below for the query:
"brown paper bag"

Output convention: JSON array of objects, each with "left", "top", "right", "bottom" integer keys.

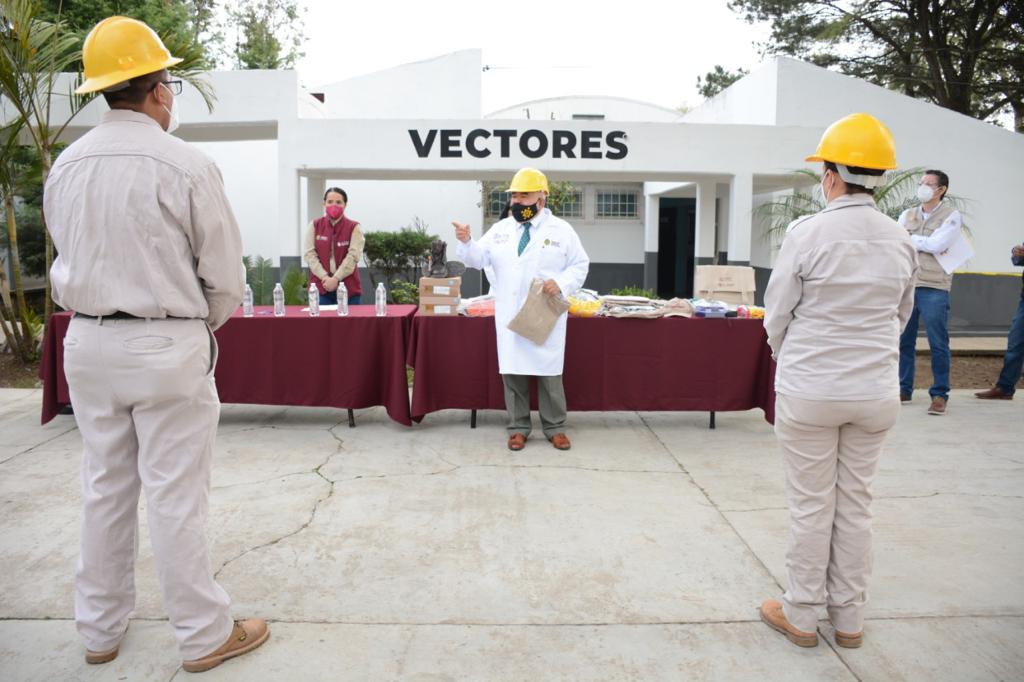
[
  {"left": 507, "top": 279, "right": 570, "bottom": 345},
  {"left": 694, "top": 265, "right": 756, "bottom": 305}
]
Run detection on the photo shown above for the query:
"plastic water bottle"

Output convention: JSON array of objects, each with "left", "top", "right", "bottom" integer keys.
[
  {"left": 242, "top": 284, "right": 254, "bottom": 317},
  {"left": 273, "top": 282, "right": 285, "bottom": 317},
  {"left": 375, "top": 282, "right": 387, "bottom": 317},
  {"left": 307, "top": 282, "right": 320, "bottom": 317},
  {"left": 337, "top": 281, "right": 348, "bottom": 316}
]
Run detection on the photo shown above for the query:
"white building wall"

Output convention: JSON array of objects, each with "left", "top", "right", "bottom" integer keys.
[
  {"left": 316, "top": 50, "right": 482, "bottom": 119},
  {"left": 488, "top": 96, "right": 682, "bottom": 123}
]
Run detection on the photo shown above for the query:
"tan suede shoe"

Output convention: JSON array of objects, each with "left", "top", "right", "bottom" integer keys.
[
  {"left": 182, "top": 619, "right": 269, "bottom": 673},
  {"left": 975, "top": 385, "right": 1013, "bottom": 400},
  {"left": 834, "top": 629, "right": 863, "bottom": 648},
  {"left": 85, "top": 643, "right": 120, "bottom": 665},
  {"left": 928, "top": 396, "right": 947, "bottom": 415},
  {"left": 85, "top": 622, "right": 128, "bottom": 664},
  {"left": 759, "top": 599, "right": 818, "bottom": 647}
]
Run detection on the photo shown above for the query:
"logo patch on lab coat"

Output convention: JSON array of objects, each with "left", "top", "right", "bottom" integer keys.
[{"left": 493, "top": 233, "right": 510, "bottom": 244}]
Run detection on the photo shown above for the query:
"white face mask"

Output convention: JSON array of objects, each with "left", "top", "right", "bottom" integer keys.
[
  {"left": 820, "top": 171, "right": 833, "bottom": 203},
  {"left": 160, "top": 83, "right": 179, "bottom": 134},
  {"left": 916, "top": 184, "right": 936, "bottom": 203}
]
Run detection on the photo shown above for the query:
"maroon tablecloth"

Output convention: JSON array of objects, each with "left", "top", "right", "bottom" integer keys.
[
  {"left": 40, "top": 305, "right": 418, "bottom": 426},
  {"left": 407, "top": 313, "right": 776, "bottom": 423}
]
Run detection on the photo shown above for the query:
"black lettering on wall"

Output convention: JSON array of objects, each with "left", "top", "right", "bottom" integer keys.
[
  {"left": 552, "top": 130, "right": 577, "bottom": 158},
  {"left": 605, "top": 130, "right": 628, "bottom": 159},
  {"left": 440, "top": 129, "right": 462, "bottom": 158},
  {"left": 580, "top": 130, "right": 602, "bottom": 159},
  {"left": 492, "top": 130, "right": 517, "bottom": 157},
  {"left": 408, "top": 129, "right": 437, "bottom": 158},
  {"left": 519, "top": 130, "right": 549, "bottom": 159},
  {"left": 465, "top": 129, "right": 492, "bottom": 158}
]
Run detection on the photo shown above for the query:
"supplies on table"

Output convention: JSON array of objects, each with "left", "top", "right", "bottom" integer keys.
[
  {"left": 419, "top": 276, "right": 461, "bottom": 316},
  {"left": 568, "top": 288, "right": 601, "bottom": 317},
  {"left": 458, "top": 294, "right": 496, "bottom": 317},
  {"left": 601, "top": 295, "right": 660, "bottom": 318},
  {"left": 692, "top": 299, "right": 729, "bottom": 318},
  {"left": 694, "top": 265, "right": 756, "bottom": 305}
]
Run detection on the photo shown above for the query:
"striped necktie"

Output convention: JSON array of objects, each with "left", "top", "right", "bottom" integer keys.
[{"left": 517, "top": 221, "right": 532, "bottom": 257}]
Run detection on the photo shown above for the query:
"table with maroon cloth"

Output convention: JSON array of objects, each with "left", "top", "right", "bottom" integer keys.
[
  {"left": 407, "top": 313, "right": 776, "bottom": 426},
  {"left": 40, "top": 305, "right": 418, "bottom": 426}
]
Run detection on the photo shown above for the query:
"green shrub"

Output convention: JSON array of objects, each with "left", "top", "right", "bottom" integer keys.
[
  {"left": 609, "top": 285, "right": 656, "bottom": 299},
  {"left": 389, "top": 279, "right": 419, "bottom": 305}
]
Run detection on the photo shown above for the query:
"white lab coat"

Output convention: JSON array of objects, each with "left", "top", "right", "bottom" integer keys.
[{"left": 457, "top": 208, "right": 590, "bottom": 375}]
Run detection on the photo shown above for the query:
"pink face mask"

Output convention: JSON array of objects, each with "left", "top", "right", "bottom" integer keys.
[{"left": 326, "top": 205, "right": 344, "bottom": 220}]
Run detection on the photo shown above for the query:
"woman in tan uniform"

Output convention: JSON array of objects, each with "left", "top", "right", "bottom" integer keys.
[{"left": 759, "top": 113, "right": 918, "bottom": 649}]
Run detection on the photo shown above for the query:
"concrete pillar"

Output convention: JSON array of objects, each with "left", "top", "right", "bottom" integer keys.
[
  {"left": 727, "top": 172, "right": 753, "bottom": 265},
  {"left": 306, "top": 175, "right": 326, "bottom": 230},
  {"left": 643, "top": 192, "right": 659, "bottom": 292},
  {"left": 695, "top": 181, "right": 716, "bottom": 264}
]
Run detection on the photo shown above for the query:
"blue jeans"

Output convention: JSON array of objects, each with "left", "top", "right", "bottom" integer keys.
[
  {"left": 899, "top": 287, "right": 950, "bottom": 400},
  {"left": 996, "top": 298, "right": 1024, "bottom": 395},
  {"left": 319, "top": 291, "right": 361, "bottom": 306}
]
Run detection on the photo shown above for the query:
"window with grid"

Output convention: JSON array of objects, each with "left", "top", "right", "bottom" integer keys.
[
  {"left": 595, "top": 191, "right": 638, "bottom": 218},
  {"left": 556, "top": 191, "right": 584, "bottom": 217},
  {"left": 485, "top": 190, "right": 511, "bottom": 218}
]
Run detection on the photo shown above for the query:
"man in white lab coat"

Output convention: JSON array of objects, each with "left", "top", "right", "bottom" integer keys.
[{"left": 453, "top": 168, "right": 590, "bottom": 451}]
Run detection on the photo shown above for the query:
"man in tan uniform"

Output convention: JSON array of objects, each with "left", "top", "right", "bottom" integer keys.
[
  {"left": 760, "top": 113, "right": 918, "bottom": 649},
  {"left": 44, "top": 17, "right": 268, "bottom": 672}
]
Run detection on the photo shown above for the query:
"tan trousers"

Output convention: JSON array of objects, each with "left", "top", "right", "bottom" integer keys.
[
  {"left": 774, "top": 393, "right": 899, "bottom": 634},
  {"left": 502, "top": 374, "right": 567, "bottom": 438},
  {"left": 64, "top": 316, "right": 233, "bottom": 660}
]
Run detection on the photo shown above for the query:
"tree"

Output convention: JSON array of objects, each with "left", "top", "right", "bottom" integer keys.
[
  {"left": 37, "top": 0, "right": 222, "bottom": 70},
  {"left": 228, "top": 0, "right": 304, "bottom": 70},
  {"left": 728, "top": 0, "right": 1024, "bottom": 132},
  {"left": 697, "top": 65, "right": 749, "bottom": 99},
  {"left": 0, "top": 0, "right": 216, "bottom": 364}
]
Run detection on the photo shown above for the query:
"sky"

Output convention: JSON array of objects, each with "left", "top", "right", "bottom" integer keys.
[{"left": 293, "top": 0, "right": 772, "bottom": 114}]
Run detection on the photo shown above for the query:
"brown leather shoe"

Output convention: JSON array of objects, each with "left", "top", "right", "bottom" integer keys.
[
  {"left": 834, "top": 629, "right": 863, "bottom": 648},
  {"left": 507, "top": 433, "right": 527, "bottom": 451},
  {"left": 549, "top": 433, "right": 571, "bottom": 450},
  {"left": 928, "top": 396, "right": 947, "bottom": 415},
  {"left": 182, "top": 619, "right": 269, "bottom": 673},
  {"left": 759, "top": 599, "right": 818, "bottom": 647},
  {"left": 900, "top": 392, "right": 912, "bottom": 403},
  {"left": 975, "top": 385, "right": 1013, "bottom": 400}
]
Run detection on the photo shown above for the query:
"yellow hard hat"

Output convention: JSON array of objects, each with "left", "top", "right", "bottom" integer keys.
[
  {"left": 805, "top": 113, "right": 897, "bottom": 170},
  {"left": 76, "top": 16, "right": 183, "bottom": 94},
  {"left": 507, "top": 167, "right": 549, "bottom": 193}
]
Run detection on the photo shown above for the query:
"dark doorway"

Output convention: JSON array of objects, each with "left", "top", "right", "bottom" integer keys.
[{"left": 657, "top": 198, "right": 696, "bottom": 298}]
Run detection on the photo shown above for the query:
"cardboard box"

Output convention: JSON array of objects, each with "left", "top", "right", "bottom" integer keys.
[
  {"left": 419, "top": 276, "right": 461, "bottom": 297},
  {"left": 695, "top": 265, "right": 756, "bottom": 306},
  {"left": 419, "top": 294, "right": 461, "bottom": 316}
]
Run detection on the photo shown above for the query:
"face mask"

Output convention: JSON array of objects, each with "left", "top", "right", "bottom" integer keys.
[
  {"left": 916, "top": 185, "right": 936, "bottom": 203},
  {"left": 160, "top": 84, "right": 179, "bottom": 134},
  {"left": 820, "top": 171, "right": 833, "bottom": 203},
  {"left": 325, "top": 205, "right": 344, "bottom": 220},
  {"left": 510, "top": 201, "right": 540, "bottom": 223}
]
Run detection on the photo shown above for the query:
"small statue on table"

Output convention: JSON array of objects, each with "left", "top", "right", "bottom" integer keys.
[{"left": 428, "top": 240, "right": 466, "bottom": 278}]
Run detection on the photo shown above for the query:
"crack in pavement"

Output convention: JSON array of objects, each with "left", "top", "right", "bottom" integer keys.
[
  {"left": 212, "top": 417, "right": 348, "bottom": 580},
  {"left": 0, "top": 424, "right": 80, "bottom": 466}
]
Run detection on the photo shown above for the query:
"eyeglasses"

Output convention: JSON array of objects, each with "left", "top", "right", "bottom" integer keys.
[{"left": 154, "top": 80, "right": 182, "bottom": 95}]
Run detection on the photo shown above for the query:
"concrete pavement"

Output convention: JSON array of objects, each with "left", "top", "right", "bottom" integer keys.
[{"left": 0, "top": 388, "right": 1021, "bottom": 681}]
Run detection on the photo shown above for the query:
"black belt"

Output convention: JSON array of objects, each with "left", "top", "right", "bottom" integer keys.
[{"left": 73, "top": 312, "right": 192, "bottom": 320}]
